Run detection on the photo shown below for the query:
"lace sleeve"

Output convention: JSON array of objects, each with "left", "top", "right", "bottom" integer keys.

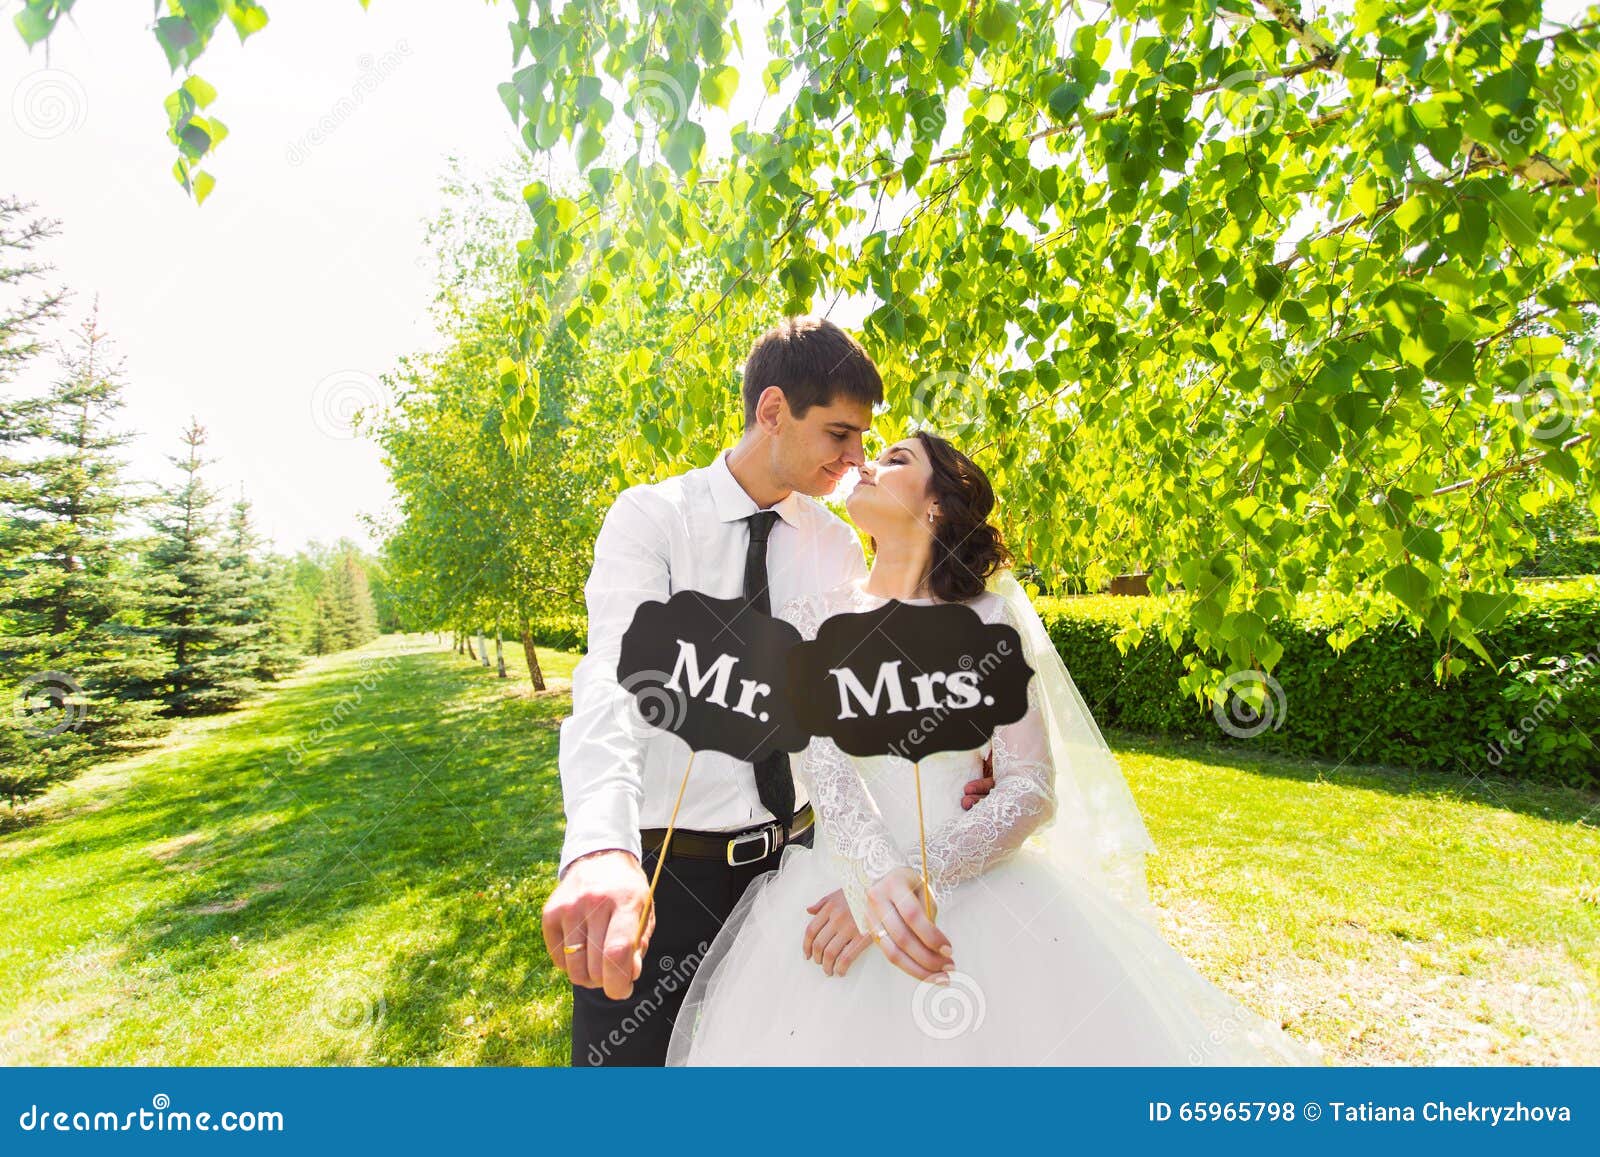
[
  {"left": 909, "top": 597, "right": 1057, "bottom": 904},
  {"left": 778, "top": 592, "right": 909, "bottom": 932}
]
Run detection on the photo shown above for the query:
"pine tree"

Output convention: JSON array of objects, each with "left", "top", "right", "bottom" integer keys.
[
  {"left": 0, "top": 303, "right": 167, "bottom": 809},
  {"left": 219, "top": 488, "right": 300, "bottom": 681},
  {"left": 140, "top": 418, "right": 257, "bottom": 715},
  {"left": 308, "top": 544, "right": 379, "bottom": 654}
]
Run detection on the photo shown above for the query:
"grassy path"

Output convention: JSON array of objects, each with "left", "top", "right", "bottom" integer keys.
[{"left": 2, "top": 634, "right": 1596, "bottom": 1065}]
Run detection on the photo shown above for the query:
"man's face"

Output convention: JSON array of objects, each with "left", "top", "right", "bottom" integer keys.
[{"left": 775, "top": 394, "right": 873, "bottom": 498}]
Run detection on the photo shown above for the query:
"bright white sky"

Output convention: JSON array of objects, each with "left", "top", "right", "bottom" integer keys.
[
  {"left": 2, "top": 1, "right": 1590, "bottom": 556},
  {"left": 1, "top": 0, "right": 776, "bottom": 556}
]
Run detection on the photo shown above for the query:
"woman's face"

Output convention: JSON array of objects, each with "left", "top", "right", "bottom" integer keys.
[{"left": 845, "top": 436, "right": 937, "bottom": 537}]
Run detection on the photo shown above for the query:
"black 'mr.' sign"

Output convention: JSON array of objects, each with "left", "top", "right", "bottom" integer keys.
[
  {"left": 617, "top": 590, "right": 808, "bottom": 763},
  {"left": 786, "top": 600, "right": 1035, "bottom": 763}
]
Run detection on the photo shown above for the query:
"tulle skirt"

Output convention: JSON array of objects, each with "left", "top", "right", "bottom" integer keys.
[{"left": 666, "top": 840, "right": 1325, "bottom": 1066}]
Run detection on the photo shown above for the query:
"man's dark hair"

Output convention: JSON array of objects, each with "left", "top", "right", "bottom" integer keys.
[{"left": 741, "top": 316, "right": 884, "bottom": 427}]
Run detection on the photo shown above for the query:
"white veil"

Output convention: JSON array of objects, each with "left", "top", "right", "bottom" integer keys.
[{"left": 987, "top": 568, "right": 1162, "bottom": 926}]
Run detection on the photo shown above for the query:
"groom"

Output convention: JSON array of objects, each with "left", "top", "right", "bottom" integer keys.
[{"left": 543, "top": 316, "right": 994, "bottom": 1066}]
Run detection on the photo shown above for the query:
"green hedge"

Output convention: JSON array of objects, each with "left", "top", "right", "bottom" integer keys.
[
  {"left": 1037, "top": 579, "right": 1600, "bottom": 790},
  {"left": 527, "top": 579, "right": 1600, "bottom": 789}
]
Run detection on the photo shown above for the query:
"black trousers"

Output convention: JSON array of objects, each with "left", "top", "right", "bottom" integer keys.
[{"left": 569, "top": 824, "right": 815, "bottom": 1067}]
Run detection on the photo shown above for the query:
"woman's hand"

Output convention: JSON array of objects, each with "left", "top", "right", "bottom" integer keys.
[
  {"left": 863, "top": 867, "right": 954, "bottom": 982},
  {"left": 802, "top": 889, "right": 873, "bottom": 977}
]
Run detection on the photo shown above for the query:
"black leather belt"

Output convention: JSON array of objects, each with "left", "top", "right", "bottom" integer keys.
[{"left": 641, "top": 803, "right": 814, "bottom": 867}]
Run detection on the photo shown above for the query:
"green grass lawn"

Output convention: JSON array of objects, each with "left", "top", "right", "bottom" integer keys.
[{"left": 2, "top": 633, "right": 1596, "bottom": 1065}]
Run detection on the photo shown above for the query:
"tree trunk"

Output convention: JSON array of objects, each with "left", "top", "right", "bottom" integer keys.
[
  {"left": 494, "top": 625, "right": 507, "bottom": 678},
  {"left": 465, "top": 633, "right": 476, "bottom": 660},
  {"left": 520, "top": 626, "right": 547, "bottom": 692}
]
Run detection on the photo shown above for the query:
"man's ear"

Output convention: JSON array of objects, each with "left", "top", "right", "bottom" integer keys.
[{"left": 754, "top": 385, "right": 787, "bottom": 434}]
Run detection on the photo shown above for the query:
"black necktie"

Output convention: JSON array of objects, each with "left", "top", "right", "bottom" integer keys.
[{"left": 743, "top": 510, "right": 795, "bottom": 835}]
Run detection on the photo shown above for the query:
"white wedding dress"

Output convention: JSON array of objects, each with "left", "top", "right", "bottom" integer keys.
[{"left": 665, "top": 577, "right": 1324, "bottom": 1066}]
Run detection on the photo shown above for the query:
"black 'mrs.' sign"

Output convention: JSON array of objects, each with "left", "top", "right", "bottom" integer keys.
[{"left": 785, "top": 599, "right": 1035, "bottom": 763}]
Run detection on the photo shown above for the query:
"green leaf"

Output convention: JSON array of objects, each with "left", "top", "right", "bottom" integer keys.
[
  {"left": 227, "top": 2, "right": 270, "bottom": 40},
  {"left": 976, "top": 2, "right": 1019, "bottom": 44},
  {"left": 1539, "top": 446, "right": 1579, "bottom": 484},
  {"left": 910, "top": 11, "right": 941, "bottom": 53},
  {"left": 902, "top": 149, "right": 927, "bottom": 188},
  {"left": 1047, "top": 81, "right": 1084, "bottom": 122},
  {"left": 1253, "top": 265, "right": 1284, "bottom": 302},
  {"left": 14, "top": 6, "right": 56, "bottom": 45},
  {"left": 182, "top": 74, "right": 217, "bottom": 109},
  {"left": 576, "top": 123, "right": 605, "bottom": 169},
  {"left": 1401, "top": 525, "right": 1444, "bottom": 565},
  {"left": 663, "top": 120, "right": 705, "bottom": 176},
  {"left": 700, "top": 65, "right": 738, "bottom": 110},
  {"left": 1382, "top": 563, "right": 1430, "bottom": 616}
]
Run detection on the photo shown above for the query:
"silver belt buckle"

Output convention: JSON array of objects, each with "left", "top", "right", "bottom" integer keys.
[{"left": 726, "top": 826, "right": 772, "bottom": 866}]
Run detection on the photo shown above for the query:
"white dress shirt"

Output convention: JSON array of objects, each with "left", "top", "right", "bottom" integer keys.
[{"left": 556, "top": 449, "right": 868, "bottom": 878}]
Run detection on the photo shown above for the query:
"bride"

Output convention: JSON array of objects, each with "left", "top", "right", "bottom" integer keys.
[{"left": 666, "top": 431, "right": 1324, "bottom": 1066}]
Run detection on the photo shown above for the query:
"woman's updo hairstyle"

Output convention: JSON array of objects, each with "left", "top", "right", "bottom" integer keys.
[{"left": 914, "top": 430, "right": 1011, "bottom": 602}]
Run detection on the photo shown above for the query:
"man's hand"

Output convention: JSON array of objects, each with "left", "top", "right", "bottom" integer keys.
[
  {"left": 961, "top": 771, "right": 996, "bottom": 810},
  {"left": 803, "top": 889, "right": 872, "bottom": 977},
  {"left": 541, "top": 849, "right": 653, "bottom": 1000},
  {"left": 863, "top": 867, "right": 954, "bottom": 983}
]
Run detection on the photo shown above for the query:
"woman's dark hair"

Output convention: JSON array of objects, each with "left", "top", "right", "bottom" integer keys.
[{"left": 915, "top": 430, "right": 1011, "bottom": 602}]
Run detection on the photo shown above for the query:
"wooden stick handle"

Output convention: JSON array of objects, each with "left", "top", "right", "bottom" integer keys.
[
  {"left": 635, "top": 751, "right": 697, "bottom": 946},
  {"left": 912, "top": 759, "right": 932, "bottom": 922}
]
